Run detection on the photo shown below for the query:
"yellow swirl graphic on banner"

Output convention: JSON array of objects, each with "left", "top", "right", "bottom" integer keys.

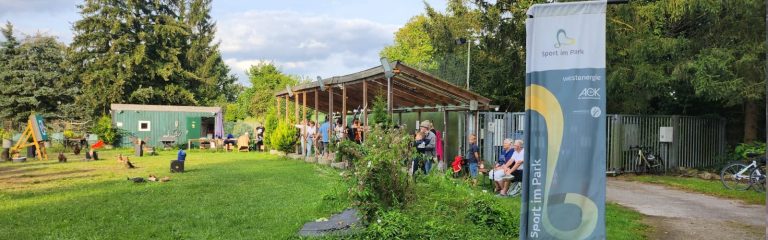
[{"left": 527, "top": 84, "right": 597, "bottom": 240}]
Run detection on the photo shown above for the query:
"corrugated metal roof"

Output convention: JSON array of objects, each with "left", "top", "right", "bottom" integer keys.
[{"left": 111, "top": 104, "right": 222, "bottom": 113}]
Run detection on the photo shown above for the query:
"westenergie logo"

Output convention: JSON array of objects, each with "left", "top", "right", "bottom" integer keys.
[{"left": 554, "top": 29, "right": 575, "bottom": 48}]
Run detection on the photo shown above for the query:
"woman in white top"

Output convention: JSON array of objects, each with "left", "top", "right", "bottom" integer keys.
[
  {"left": 305, "top": 121, "right": 317, "bottom": 158},
  {"left": 334, "top": 118, "right": 345, "bottom": 142}
]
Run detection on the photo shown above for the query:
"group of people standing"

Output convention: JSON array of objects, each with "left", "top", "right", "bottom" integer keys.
[
  {"left": 411, "top": 120, "right": 445, "bottom": 175},
  {"left": 296, "top": 116, "right": 365, "bottom": 159}
]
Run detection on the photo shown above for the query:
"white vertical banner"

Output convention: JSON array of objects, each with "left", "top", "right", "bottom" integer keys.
[{"left": 521, "top": 1, "right": 607, "bottom": 240}]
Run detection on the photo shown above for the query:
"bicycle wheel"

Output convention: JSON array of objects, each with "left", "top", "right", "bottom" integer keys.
[
  {"left": 720, "top": 163, "right": 751, "bottom": 190},
  {"left": 649, "top": 158, "right": 665, "bottom": 175},
  {"left": 750, "top": 168, "right": 766, "bottom": 192},
  {"left": 507, "top": 181, "right": 522, "bottom": 197},
  {"left": 635, "top": 161, "right": 648, "bottom": 175}
]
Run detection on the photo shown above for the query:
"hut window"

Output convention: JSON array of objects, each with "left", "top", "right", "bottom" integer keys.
[{"left": 138, "top": 121, "right": 151, "bottom": 131}]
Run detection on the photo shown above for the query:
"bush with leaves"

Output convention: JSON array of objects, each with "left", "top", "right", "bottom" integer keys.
[
  {"left": 734, "top": 142, "right": 766, "bottom": 159},
  {"left": 91, "top": 115, "right": 121, "bottom": 145},
  {"left": 268, "top": 120, "right": 297, "bottom": 152},
  {"left": 345, "top": 125, "right": 415, "bottom": 222},
  {"left": 263, "top": 110, "right": 279, "bottom": 149},
  {"left": 0, "top": 128, "right": 11, "bottom": 140},
  {"left": 369, "top": 95, "right": 392, "bottom": 128},
  {"left": 334, "top": 139, "right": 363, "bottom": 163},
  {"left": 467, "top": 198, "right": 519, "bottom": 236}
]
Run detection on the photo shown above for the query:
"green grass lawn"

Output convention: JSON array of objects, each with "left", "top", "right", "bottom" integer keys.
[
  {"left": 0, "top": 149, "right": 348, "bottom": 239},
  {"left": 625, "top": 175, "right": 766, "bottom": 205},
  {"left": 0, "top": 149, "right": 648, "bottom": 239}
]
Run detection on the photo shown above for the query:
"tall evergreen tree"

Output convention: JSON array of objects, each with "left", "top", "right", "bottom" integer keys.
[
  {"left": 69, "top": 0, "right": 237, "bottom": 117},
  {"left": 0, "top": 26, "right": 75, "bottom": 123},
  {"left": 183, "top": 0, "right": 238, "bottom": 105}
]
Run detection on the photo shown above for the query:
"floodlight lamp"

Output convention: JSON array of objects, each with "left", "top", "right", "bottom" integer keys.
[{"left": 380, "top": 57, "right": 394, "bottom": 79}]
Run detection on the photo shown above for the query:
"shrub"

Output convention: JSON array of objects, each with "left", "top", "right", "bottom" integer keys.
[
  {"left": 91, "top": 115, "right": 121, "bottom": 145},
  {"left": 365, "top": 210, "right": 415, "bottom": 239},
  {"left": 0, "top": 128, "right": 11, "bottom": 139},
  {"left": 734, "top": 141, "right": 766, "bottom": 159},
  {"left": 231, "top": 122, "right": 255, "bottom": 137},
  {"left": 269, "top": 120, "right": 297, "bottom": 152},
  {"left": 466, "top": 199, "right": 519, "bottom": 236},
  {"left": 62, "top": 130, "right": 84, "bottom": 139},
  {"left": 345, "top": 126, "right": 415, "bottom": 222},
  {"left": 369, "top": 95, "right": 392, "bottom": 128},
  {"left": 335, "top": 139, "right": 363, "bottom": 163},
  {"left": 263, "top": 110, "right": 279, "bottom": 149}
]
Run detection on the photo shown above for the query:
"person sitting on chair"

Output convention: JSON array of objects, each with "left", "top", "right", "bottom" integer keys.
[
  {"left": 224, "top": 133, "right": 236, "bottom": 151},
  {"left": 493, "top": 139, "right": 515, "bottom": 196},
  {"left": 506, "top": 140, "right": 524, "bottom": 182}
]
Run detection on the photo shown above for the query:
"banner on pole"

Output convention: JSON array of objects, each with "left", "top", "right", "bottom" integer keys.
[{"left": 522, "top": 1, "right": 606, "bottom": 240}]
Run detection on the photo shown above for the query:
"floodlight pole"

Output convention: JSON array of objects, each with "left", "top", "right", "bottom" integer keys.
[
  {"left": 466, "top": 40, "right": 471, "bottom": 90},
  {"left": 387, "top": 76, "right": 392, "bottom": 114},
  {"left": 381, "top": 57, "right": 395, "bottom": 114}
]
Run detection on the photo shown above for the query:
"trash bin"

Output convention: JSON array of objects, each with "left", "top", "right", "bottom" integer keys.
[
  {"left": 1, "top": 148, "right": 8, "bottom": 161},
  {"left": 27, "top": 146, "right": 36, "bottom": 158},
  {"left": 134, "top": 141, "right": 144, "bottom": 157}
]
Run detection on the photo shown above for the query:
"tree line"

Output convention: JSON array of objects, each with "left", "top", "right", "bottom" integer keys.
[
  {"left": 381, "top": 0, "right": 766, "bottom": 143},
  {"left": 0, "top": 0, "right": 238, "bottom": 125}
]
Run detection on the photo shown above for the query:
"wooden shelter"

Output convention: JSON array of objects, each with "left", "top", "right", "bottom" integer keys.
[
  {"left": 275, "top": 61, "right": 493, "bottom": 159},
  {"left": 274, "top": 61, "right": 492, "bottom": 126}
]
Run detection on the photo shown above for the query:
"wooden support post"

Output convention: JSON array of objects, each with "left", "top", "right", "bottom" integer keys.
[
  {"left": 303, "top": 92, "right": 307, "bottom": 123},
  {"left": 443, "top": 110, "right": 448, "bottom": 164},
  {"left": 295, "top": 93, "right": 299, "bottom": 124},
  {"left": 314, "top": 90, "right": 319, "bottom": 126},
  {"left": 363, "top": 81, "right": 368, "bottom": 138},
  {"left": 329, "top": 87, "right": 334, "bottom": 130},
  {"left": 285, "top": 95, "right": 289, "bottom": 122},
  {"left": 276, "top": 97, "right": 281, "bottom": 120},
  {"left": 342, "top": 85, "right": 347, "bottom": 129}
]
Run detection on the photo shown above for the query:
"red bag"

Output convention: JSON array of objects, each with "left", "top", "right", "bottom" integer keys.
[
  {"left": 451, "top": 155, "right": 463, "bottom": 173},
  {"left": 91, "top": 140, "right": 105, "bottom": 149}
]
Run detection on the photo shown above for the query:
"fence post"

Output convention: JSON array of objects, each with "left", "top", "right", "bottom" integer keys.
[
  {"left": 669, "top": 115, "right": 680, "bottom": 169},
  {"left": 610, "top": 114, "right": 623, "bottom": 172}
]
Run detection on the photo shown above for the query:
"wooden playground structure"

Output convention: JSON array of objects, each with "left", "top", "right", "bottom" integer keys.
[{"left": 11, "top": 113, "right": 49, "bottom": 161}]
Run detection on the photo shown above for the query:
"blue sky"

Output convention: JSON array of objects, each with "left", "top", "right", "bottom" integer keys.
[{"left": 0, "top": 0, "right": 447, "bottom": 85}]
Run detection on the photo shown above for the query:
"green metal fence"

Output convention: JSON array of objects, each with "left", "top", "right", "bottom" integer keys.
[{"left": 477, "top": 112, "right": 727, "bottom": 173}]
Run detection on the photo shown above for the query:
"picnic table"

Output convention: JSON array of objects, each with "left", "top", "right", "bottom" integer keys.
[
  {"left": 160, "top": 136, "right": 176, "bottom": 150},
  {"left": 187, "top": 138, "right": 212, "bottom": 150}
]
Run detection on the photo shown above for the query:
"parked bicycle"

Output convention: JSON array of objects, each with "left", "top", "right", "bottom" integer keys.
[
  {"left": 720, "top": 152, "right": 766, "bottom": 192},
  {"left": 629, "top": 145, "right": 665, "bottom": 175}
]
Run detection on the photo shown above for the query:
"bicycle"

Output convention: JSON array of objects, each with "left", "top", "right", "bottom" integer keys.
[
  {"left": 720, "top": 152, "right": 766, "bottom": 192},
  {"left": 629, "top": 145, "right": 665, "bottom": 175}
]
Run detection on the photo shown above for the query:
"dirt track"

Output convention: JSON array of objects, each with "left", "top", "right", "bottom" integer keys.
[{"left": 607, "top": 179, "right": 766, "bottom": 240}]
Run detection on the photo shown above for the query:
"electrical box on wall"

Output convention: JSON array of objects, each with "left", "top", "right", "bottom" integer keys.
[{"left": 659, "top": 127, "right": 673, "bottom": 143}]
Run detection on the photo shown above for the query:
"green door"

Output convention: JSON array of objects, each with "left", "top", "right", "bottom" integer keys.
[{"left": 187, "top": 116, "right": 201, "bottom": 142}]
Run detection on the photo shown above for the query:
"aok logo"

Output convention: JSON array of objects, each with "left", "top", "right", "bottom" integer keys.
[
  {"left": 554, "top": 29, "right": 576, "bottom": 48},
  {"left": 578, "top": 88, "right": 600, "bottom": 100}
]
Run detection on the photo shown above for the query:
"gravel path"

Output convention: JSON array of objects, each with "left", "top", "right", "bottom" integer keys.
[{"left": 607, "top": 179, "right": 766, "bottom": 240}]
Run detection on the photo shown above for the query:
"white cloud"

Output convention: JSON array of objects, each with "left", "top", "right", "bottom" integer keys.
[
  {"left": 216, "top": 10, "right": 397, "bottom": 84},
  {"left": 0, "top": 0, "right": 77, "bottom": 15}
]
